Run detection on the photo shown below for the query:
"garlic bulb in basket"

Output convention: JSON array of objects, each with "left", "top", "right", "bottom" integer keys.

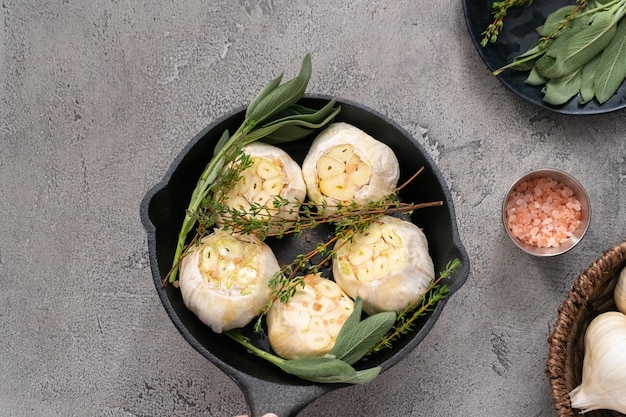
[
  {"left": 267, "top": 273, "right": 354, "bottom": 360},
  {"left": 569, "top": 311, "right": 626, "bottom": 414},
  {"left": 615, "top": 266, "right": 626, "bottom": 315},
  {"left": 179, "top": 229, "right": 279, "bottom": 333},
  {"left": 332, "top": 215, "right": 434, "bottom": 315},
  {"left": 218, "top": 142, "right": 306, "bottom": 229},
  {"left": 301, "top": 122, "right": 400, "bottom": 213}
]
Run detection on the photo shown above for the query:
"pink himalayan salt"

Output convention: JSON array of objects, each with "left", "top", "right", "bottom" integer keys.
[{"left": 505, "top": 176, "right": 582, "bottom": 248}]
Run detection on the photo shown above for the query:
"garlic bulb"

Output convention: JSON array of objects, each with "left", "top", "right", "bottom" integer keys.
[
  {"left": 614, "top": 266, "right": 626, "bottom": 315},
  {"left": 569, "top": 311, "right": 626, "bottom": 414},
  {"left": 179, "top": 229, "right": 279, "bottom": 333},
  {"left": 267, "top": 273, "right": 355, "bottom": 360},
  {"left": 218, "top": 142, "right": 306, "bottom": 229},
  {"left": 332, "top": 215, "right": 434, "bottom": 315},
  {"left": 301, "top": 122, "right": 400, "bottom": 213}
]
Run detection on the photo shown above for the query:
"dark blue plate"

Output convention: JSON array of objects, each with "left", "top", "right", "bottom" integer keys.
[{"left": 463, "top": 0, "right": 626, "bottom": 114}]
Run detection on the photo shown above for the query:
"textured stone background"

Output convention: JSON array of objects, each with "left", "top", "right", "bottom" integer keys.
[{"left": 1, "top": 1, "right": 625, "bottom": 416}]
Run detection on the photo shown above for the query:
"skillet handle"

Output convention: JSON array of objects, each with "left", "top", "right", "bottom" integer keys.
[{"left": 237, "top": 375, "right": 332, "bottom": 417}]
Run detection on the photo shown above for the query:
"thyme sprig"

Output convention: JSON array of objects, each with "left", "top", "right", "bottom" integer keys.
[
  {"left": 368, "top": 258, "right": 462, "bottom": 355},
  {"left": 481, "top": 0, "right": 534, "bottom": 46}
]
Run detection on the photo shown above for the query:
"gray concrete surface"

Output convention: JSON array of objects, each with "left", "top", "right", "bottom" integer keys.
[{"left": 1, "top": 1, "right": 625, "bottom": 416}]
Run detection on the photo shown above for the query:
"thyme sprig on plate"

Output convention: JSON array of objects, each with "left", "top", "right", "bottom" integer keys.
[{"left": 481, "top": 0, "right": 535, "bottom": 46}]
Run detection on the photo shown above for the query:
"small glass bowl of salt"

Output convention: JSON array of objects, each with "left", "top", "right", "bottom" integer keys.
[{"left": 502, "top": 168, "right": 591, "bottom": 256}]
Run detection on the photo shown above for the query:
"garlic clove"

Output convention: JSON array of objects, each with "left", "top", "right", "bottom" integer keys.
[{"left": 569, "top": 311, "right": 626, "bottom": 414}]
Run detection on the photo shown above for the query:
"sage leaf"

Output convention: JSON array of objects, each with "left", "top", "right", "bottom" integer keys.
[
  {"left": 536, "top": 54, "right": 563, "bottom": 79},
  {"left": 594, "top": 17, "right": 626, "bottom": 104},
  {"left": 537, "top": 5, "right": 577, "bottom": 37},
  {"left": 509, "top": 43, "right": 545, "bottom": 72},
  {"left": 213, "top": 129, "right": 231, "bottom": 156},
  {"left": 525, "top": 65, "right": 547, "bottom": 86},
  {"left": 246, "top": 54, "right": 312, "bottom": 125},
  {"left": 579, "top": 54, "right": 600, "bottom": 104},
  {"left": 245, "top": 73, "right": 284, "bottom": 121},
  {"left": 542, "top": 66, "right": 582, "bottom": 105},
  {"left": 331, "top": 298, "right": 396, "bottom": 365},
  {"left": 245, "top": 107, "right": 340, "bottom": 144},
  {"left": 347, "top": 367, "right": 382, "bottom": 384},
  {"left": 554, "top": 10, "right": 617, "bottom": 75},
  {"left": 277, "top": 356, "right": 356, "bottom": 383}
]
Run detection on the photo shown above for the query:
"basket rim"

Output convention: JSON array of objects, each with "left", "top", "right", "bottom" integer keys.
[{"left": 546, "top": 239, "right": 626, "bottom": 417}]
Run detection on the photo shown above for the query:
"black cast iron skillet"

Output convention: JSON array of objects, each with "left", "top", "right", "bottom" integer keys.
[{"left": 140, "top": 95, "right": 470, "bottom": 417}]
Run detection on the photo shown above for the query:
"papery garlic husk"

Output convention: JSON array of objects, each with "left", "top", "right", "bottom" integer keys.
[
  {"left": 301, "top": 122, "right": 400, "bottom": 213},
  {"left": 569, "top": 311, "right": 626, "bottom": 414},
  {"left": 217, "top": 142, "right": 306, "bottom": 232},
  {"left": 179, "top": 229, "right": 279, "bottom": 333},
  {"left": 332, "top": 215, "right": 434, "bottom": 315},
  {"left": 614, "top": 266, "right": 626, "bottom": 315},
  {"left": 267, "top": 273, "right": 355, "bottom": 360}
]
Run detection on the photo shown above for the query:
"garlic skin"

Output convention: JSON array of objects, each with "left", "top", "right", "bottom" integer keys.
[
  {"left": 614, "top": 266, "right": 626, "bottom": 315},
  {"left": 179, "top": 229, "right": 279, "bottom": 333},
  {"left": 301, "top": 122, "right": 400, "bottom": 213},
  {"left": 218, "top": 142, "right": 306, "bottom": 229},
  {"left": 267, "top": 273, "right": 355, "bottom": 360},
  {"left": 332, "top": 215, "right": 434, "bottom": 315},
  {"left": 569, "top": 311, "right": 626, "bottom": 414}
]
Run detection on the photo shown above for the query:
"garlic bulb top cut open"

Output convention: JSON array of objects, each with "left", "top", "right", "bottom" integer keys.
[
  {"left": 179, "top": 229, "right": 280, "bottom": 333},
  {"left": 332, "top": 215, "right": 434, "bottom": 315},
  {"left": 569, "top": 311, "right": 626, "bottom": 414},
  {"left": 614, "top": 266, "right": 626, "bottom": 315},
  {"left": 267, "top": 273, "right": 355, "bottom": 360},
  {"left": 301, "top": 122, "right": 400, "bottom": 213},
  {"left": 218, "top": 142, "right": 306, "bottom": 229}
]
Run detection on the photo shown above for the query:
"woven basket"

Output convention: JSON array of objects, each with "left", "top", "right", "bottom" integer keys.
[{"left": 547, "top": 239, "right": 626, "bottom": 417}]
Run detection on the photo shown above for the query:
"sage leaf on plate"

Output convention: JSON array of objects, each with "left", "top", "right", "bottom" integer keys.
[
  {"left": 537, "top": 5, "right": 577, "bottom": 37},
  {"left": 553, "top": 10, "right": 616, "bottom": 76},
  {"left": 579, "top": 54, "right": 601, "bottom": 104},
  {"left": 525, "top": 65, "right": 547, "bottom": 86},
  {"left": 542, "top": 66, "right": 583, "bottom": 105},
  {"left": 594, "top": 17, "right": 626, "bottom": 103},
  {"left": 331, "top": 298, "right": 396, "bottom": 365}
]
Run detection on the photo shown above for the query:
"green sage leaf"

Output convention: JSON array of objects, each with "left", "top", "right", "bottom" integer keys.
[
  {"left": 246, "top": 54, "right": 312, "bottom": 125},
  {"left": 212, "top": 129, "right": 231, "bottom": 156},
  {"left": 277, "top": 356, "right": 356, "bottom": 383},
  {"left": 542, "top": 66, "right": 582, "bottom": 105},
  {"left": 537, "top": 5, "right": 577, "bottom": 37},
  {"left": 509, "top": 43, "right": 545, "bottom": 72},
  {"left": 331, "top": 298, "right": 396, "bottom": 365},
  {"left": 535, "top": 54, "right": 562, "bottom": 79},
  {"left": 579, "top": 54, "right": 600, "bottom": 104},
  {"left": 525, "top": 65, "right": 547, "bottom": 86},
  {"left": 245, "top": 72, "right": 284, "bottom": 121},
  {"left": 594, "top": 17, "right": 626, "bottom": 104},
  {"left": 244, "top": 107, "right": 340, "bottom": 145},
  {"left": 347, "top": 367, "right": 382, "bottom": 384},
  {"left": 554, "top": 10, "right": 616, "bottom": 75}
]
